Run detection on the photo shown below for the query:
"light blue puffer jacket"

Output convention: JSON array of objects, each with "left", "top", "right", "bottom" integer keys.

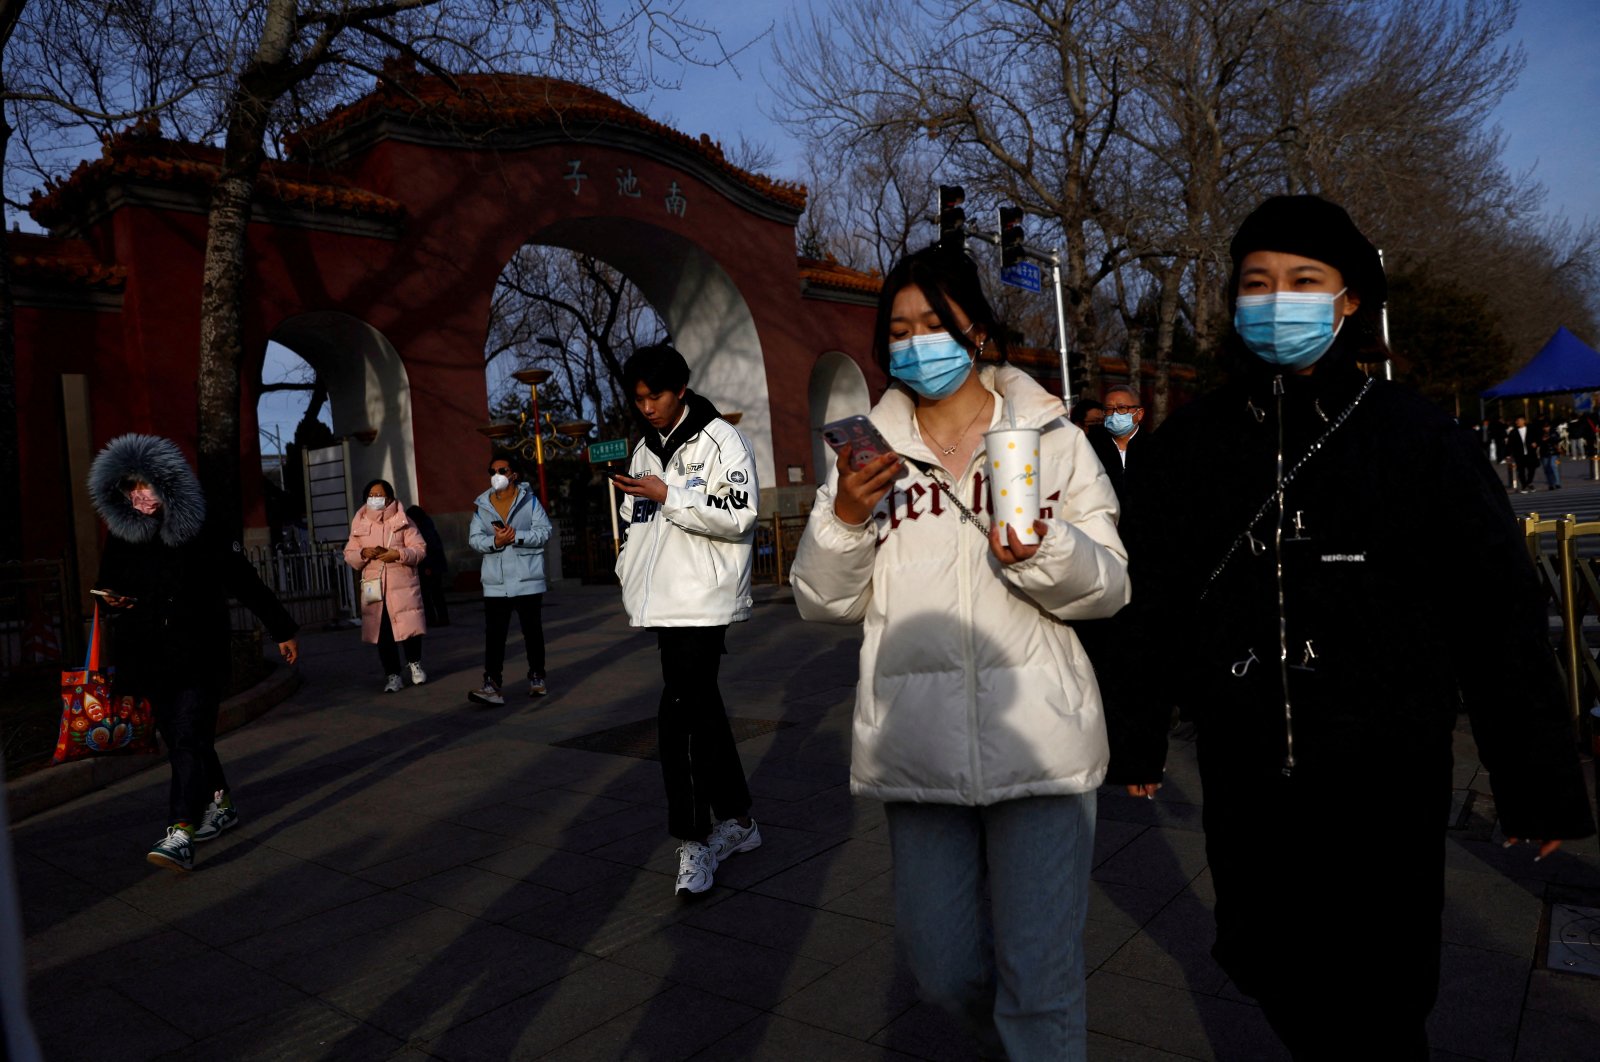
[{"left": 469, "top": 483, "right": 552, "bottom": 597}]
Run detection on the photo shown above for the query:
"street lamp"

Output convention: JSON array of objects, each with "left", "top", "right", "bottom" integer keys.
[{"left": 511, "top": 367, "right": 552, "bottom": 507}]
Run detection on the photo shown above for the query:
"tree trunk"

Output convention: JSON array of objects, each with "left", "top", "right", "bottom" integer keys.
[
  {"left": 0, "top": 98, "right": 19, "bottom": 562},
  {"left": 196, "top": 138, "right": 267, "bottom": 538},
  {"left": 1151, "top": 258, "right": 1183, "bottom": 425},
  {"left": 194, "top": 0, "right": 296, "bottom": 537}
]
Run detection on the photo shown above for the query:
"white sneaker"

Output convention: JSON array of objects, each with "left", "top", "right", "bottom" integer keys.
[
  {"left": 674, "top": 841, "right": 716, "bottom": 895},
  {"left": 407, "top": 661, "right": 427, "bottom": 686},
  {"left": 193, "top": 794, "right": 239, "bottom": 842},
  {"left": 708, "top": 818, "right": 762, "bottom": 864},
  {"left": 467, "top": 681, "right": 504, "bottom": 706},
  {"left": 383, "top": 674, "right": 403, "bottom": 693}
]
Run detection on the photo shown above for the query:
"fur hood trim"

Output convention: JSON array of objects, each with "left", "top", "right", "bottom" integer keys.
[{"left": 89, "top": 434, "right": 207, "bottom": 546}]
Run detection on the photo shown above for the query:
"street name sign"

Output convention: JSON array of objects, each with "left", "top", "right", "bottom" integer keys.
[
  {"left": 1000, "top": 261, "right": 1043, "bottom": 293},
  {"left": 587, "top": 438, "right": 629, "bottom": 464}
]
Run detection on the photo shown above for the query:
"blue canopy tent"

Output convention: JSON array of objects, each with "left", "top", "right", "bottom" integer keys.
[{"left": 1483, "top": 327, "right": 1600, "bottom": 398}]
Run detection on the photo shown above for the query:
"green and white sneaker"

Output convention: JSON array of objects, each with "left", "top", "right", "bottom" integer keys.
[
  {"left": 193, "top": 795, "right": 239, "bottom": 843},
  {"left": 147, "top": 826, "right": 194, "bottom": 871}
]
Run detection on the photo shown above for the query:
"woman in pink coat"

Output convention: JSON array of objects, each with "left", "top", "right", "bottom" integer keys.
[{"left": 344, "top": 479, "right": 428, "bottom": 692}]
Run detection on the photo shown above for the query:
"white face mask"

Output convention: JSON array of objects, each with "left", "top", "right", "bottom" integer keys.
[
  {"left": 365, "top": 496, "right": 387, "bottom": 512},
  {"left": 490, "top": 473, "right": 511, "bottom": 492}
]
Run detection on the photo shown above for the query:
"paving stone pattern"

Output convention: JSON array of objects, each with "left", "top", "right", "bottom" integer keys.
[{"left": 11, "top": 585, "right": 1600, "bottom": 1059}]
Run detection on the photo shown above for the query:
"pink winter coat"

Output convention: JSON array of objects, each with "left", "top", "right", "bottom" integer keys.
[{"left": 344, "top": 500, "right": 427, "bottom": 644}]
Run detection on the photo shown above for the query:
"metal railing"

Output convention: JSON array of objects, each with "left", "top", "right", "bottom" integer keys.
[
  {"left": 232, "top": 541, "right": 357, "bottom": 631},
  {"left": 0, "top": 556, "right": 79, "bottom": 675},
  {"left": 1521, "top": 511, "right": 1600, "bottom": 740},
  {"left": 754, "top": 514, "right": 810, "bottom": 586}
]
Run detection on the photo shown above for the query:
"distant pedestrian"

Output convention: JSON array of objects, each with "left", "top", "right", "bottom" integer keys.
[
  {"left": 791, "top": 247, "right": 1128, "bottom": 1061},
  {"left": 612, "top": 343, "right": 763, "bottom": 897},
  {"left": 344, "top": 479, "right": 427, "bottom": 693},
  {"left": 89, "top": 434, "right": 299, "bottom": 872},
  {"left": 1119, "top": 195, "right": 1594, "bottom": 1059},
  {"left": 1084, "top": 383, "right": 1146, "bottom": 505},
  {"left": 1539, "top": 420, "right": 1563, "bottom": 489},
  {"left": 467, "top": 452, "right": 552, "bottom": 705},
  {"left": 406, "top": 504, "right": 451, "bottom": 628},
  {"left": 1068, "top": 397, "right": 1104, "bottom": 429},
  {"left": 1506, "top": 415, "right": 1537, "bottom": 492}
]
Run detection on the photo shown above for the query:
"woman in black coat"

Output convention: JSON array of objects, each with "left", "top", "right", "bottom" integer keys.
[
  {"left": 1116, "top": 196, "right": 1594, "bottom": 1058},
  {"left": 90, "top": 434, "right": 300, "bottom": 872}
]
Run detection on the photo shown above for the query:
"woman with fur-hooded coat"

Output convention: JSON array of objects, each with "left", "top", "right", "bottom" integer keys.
[{"left": 90, "top": 434, "right": 299, "bottom": 872}]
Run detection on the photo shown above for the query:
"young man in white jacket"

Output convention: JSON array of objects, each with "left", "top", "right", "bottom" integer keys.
[{"left": 612, "top": 344, "right": 763, "bottom": 895}]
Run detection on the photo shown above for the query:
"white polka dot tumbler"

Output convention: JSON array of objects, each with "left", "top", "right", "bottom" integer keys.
[{"left": 982, "top": 427, "right": 1042, "bottom": 545}]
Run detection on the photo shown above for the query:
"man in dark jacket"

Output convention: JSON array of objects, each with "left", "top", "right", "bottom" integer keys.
[
  {"left": 1084, "top": 383, "right": 1147, "bottom": 507},
  {"left": 1115, "top": 196, "right": 1593, "bottom": 1058},
  {"left": 1505, "top": 415, "right": 1537, "bottom": 492},
  {"left": 90, "top": 434, "right": 299, "bottom": 872}
]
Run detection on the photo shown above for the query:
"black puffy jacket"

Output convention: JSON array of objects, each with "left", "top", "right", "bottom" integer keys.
[{"left": 1120, "top": 339, "right": 1592, "bottom": 841}]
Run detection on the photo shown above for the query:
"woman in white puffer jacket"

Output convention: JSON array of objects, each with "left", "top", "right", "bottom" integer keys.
[{"left": 790, "top": 247, "right": 1128, "bottom": 1062}]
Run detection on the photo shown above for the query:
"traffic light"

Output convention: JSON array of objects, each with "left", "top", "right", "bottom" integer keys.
[
  {"left": 999, "top": 206, "right": 1025, "bottom": 267},
  {"left": 938, "top": 185, "right": 966, "bottom": 250}
]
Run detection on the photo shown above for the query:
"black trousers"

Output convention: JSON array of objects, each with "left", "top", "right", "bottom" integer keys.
[
  {"left": 420, "top": 569, "right": 450, "bottom": 627},
  {"left": 656, "top": 625, "right": 751, "bottom": 840},
  {"left": 155, "top": 686, "right": 226, "bottom": 826},
  {"left": 377, "top": 606, "right": 422, "bottom": 675},
  {"left": 1516, "top": 453, "right": 1539, "bottom": 488},
  {"left": 484, "top": 593, "right": 545, "bottom": 685}
]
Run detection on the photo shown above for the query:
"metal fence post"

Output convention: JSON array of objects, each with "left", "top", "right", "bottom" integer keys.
[
  {"left": 772, "top": 512, "right": 786, "bottom": 587},
  {"left": 1557, "top": 516, "right": 1583, "bottom": 736}
]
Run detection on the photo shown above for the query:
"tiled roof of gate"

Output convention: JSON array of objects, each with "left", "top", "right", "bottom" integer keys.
[
  {"left": 28, "top": 122, "right": 404, "bottom": 230},
  {"left": 797, "top": 256, "right": 882, "bottom": 294},
  {"left": 287, "top": 71, "right": 809, "bottom": 211},
  {"left": 8, "top": 232, "right": 125, "bottom": 290}
]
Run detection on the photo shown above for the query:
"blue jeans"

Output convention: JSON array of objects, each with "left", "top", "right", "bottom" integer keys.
[
  {"left": 1543, "top": 454, "right": 1561, "bottom": 488},
  {"left": 885, "top": 792, "right": 1095, "bottom": 1062}
]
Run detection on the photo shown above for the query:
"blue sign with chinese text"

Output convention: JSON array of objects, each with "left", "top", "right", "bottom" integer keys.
[{"left": 1000, "top": 261, "right": 1043, "bottom": 293}]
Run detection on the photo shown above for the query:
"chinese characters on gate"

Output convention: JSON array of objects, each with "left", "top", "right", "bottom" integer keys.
[{"left": 563, "top": 160, "right": 687, "bottom": 218}]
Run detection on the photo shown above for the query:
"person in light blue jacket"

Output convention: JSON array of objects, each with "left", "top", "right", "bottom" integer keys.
[{"left": 467, "top": 452, "right": 553, "bottom": 705}]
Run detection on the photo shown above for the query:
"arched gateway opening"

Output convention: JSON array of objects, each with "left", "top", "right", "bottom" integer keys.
[{"left": 527, "top": 217, "right": 772, "bottom": 480}]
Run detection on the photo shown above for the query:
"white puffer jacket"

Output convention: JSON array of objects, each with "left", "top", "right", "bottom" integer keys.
[
  {"left": 791, "top": 366, "right": 1129, "bottom": 805},
  {"left": 616, "top": 394, "right": 759, "bottom": 627}
]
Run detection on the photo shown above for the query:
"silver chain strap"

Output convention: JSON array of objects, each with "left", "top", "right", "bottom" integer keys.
[{"left": 1199, "top": 377, "right": 1374, "bottom": 600}]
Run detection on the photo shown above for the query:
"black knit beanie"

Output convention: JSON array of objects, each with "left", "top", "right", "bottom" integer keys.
[{"left": 1228, "top": 195, "right": 1387, "bottom": 306}]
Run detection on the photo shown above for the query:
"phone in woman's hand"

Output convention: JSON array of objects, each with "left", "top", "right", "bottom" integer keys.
[{"left": 822, "top": 415, "right": 895, "bottom": 471}]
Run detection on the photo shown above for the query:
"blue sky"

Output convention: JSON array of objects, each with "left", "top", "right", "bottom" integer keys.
[
  {"left": 1491, "top": 0, "right": 1600, "bottom": 225},
  {"left": 629, "top": 0, "right": 1598, "bottom": 224}
]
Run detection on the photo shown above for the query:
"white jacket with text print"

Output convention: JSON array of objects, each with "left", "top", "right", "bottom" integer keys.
[
  {"left": 790, "top": 365, "right": 1129, "bottom": 805},
  {"left": 616, "top": 391, "right": 759, "bottom": 627}
]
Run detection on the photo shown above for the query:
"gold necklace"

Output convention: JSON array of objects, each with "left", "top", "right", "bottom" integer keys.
[{"left": 918, "top": 395, "right": 991, "bottom": 456}]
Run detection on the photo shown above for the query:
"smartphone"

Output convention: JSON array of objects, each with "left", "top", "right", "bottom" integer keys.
[
  {"left": 491, "top": 520, "right": 506, "bottom": 529},
  {"left": 821, "top": 415, "right": 894, "bottom": 471}
]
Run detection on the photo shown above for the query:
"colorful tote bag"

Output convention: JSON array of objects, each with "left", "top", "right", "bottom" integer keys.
[{"left": 52, "top": 604, "right": 158, "bottom": 764}]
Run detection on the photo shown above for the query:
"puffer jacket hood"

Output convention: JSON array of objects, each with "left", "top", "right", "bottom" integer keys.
[{"left": 89, "top": 434, "right": 207, "bottom": 546}]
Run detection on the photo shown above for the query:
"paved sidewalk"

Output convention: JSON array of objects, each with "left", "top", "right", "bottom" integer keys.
[{"left": 11, "top": 586, "right": 1600, "bottom": 1060}]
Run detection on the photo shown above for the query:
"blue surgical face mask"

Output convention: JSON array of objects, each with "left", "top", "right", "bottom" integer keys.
[
  {"left": 1233, "top": 288, "right": 1347, "bottom": 370},
  {"left": 1105, "top": 411, "right": 1136, "bottom": 436},
  {"left": 366, "top": 496, "right": 387, "bottom": 512},
  {"left": 888, "top": 332, "right": 974, "bottom": 399}
]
